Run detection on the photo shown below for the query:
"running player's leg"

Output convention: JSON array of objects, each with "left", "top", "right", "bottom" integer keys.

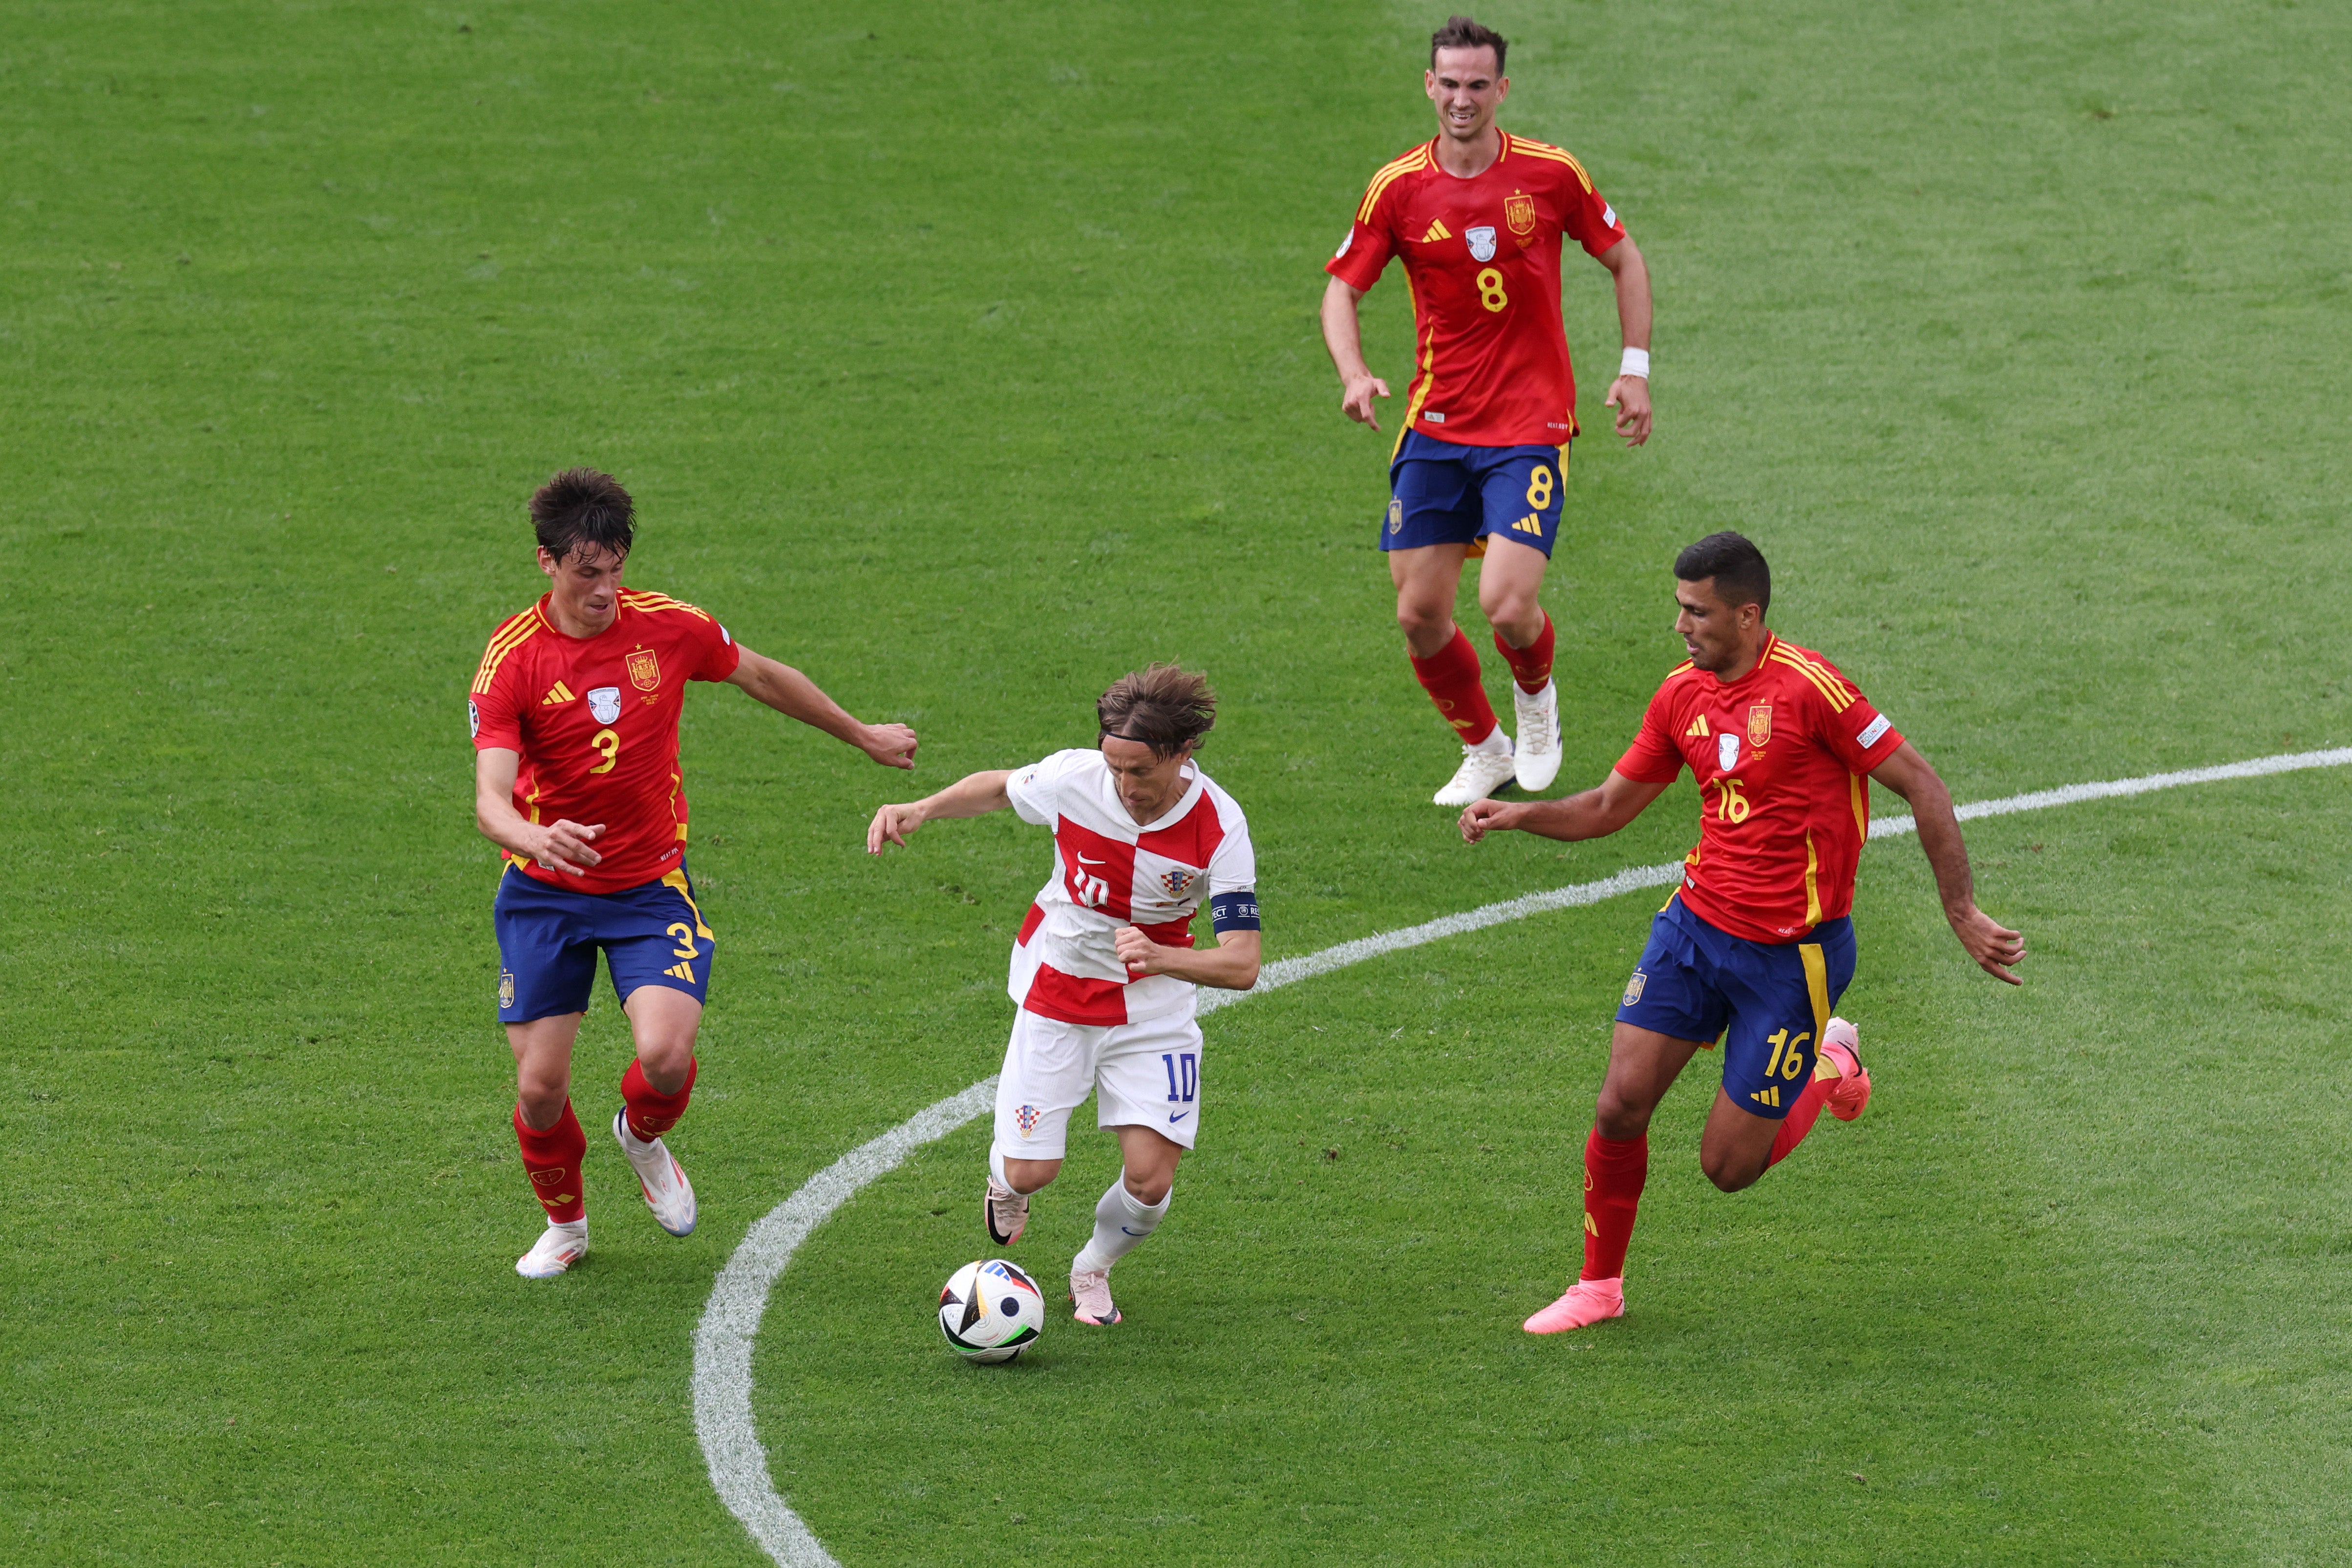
[
  {"left": 601, "top": 872, "right": 716, "bottom": 1236},
  {"left": 1470, "top": 446, "right": 1567, "bottom": 791},
  {"left": 495, "top": 869, "right": 600, "bottom": 1276},
  {"left": 1698, "top": 917, "right": 1860, "bottom": 1191},
  {"left": 1068, "top": 1017, "right": 1200, "bottom": 1324},
  {"left": 987, "top": 1012, "right": 1098, "bottom": 1244},
  {"left": 1388, "top": 436, "right": 1514, "bottom": 804}
]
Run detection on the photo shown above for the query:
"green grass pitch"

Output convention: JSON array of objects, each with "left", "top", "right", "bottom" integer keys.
[{"left": 5, "top": 0, "right": 2350, "bottom": 1563}]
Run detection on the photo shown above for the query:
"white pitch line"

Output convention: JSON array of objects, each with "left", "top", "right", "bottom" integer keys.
[{"left": 693, "top": 744, "right": 2350, "bottom": 1568}]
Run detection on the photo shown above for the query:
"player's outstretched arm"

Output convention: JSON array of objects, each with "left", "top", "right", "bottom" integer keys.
[
  {"left": 1868, "top": 742, "right": 2025, "bottom": 985},
  {"left": 726, "top": 648, "right": 918, "bottom": 770},
  {"left": 1459, "top": 769, "right": 1671, "bottom": 845},
  {"left": 474, "top": 747, "right": 605, "bottom": 872},
  {"left": 1114, "top": 927, "right": 1261, "bottom": 991},
  {"left": 1319, "top": 276, "right": 1391, "bottom": 430},
  {"left": 1596, "top": 236, "right": 1653, "bottom": 447},
  {"left": 866, "top": 770, "right": 1014, "bottom": 855}
]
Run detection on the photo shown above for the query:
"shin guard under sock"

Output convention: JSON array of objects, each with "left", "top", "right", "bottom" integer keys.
[
  {"left": 1765, "top": 1078, "right": 1830, "bottom": 1168},
  {"left": 515, "top": 1100, "right": 588, "bottom": 1224},
  {"left": 1409, "top": 627, "right": 1501, "bottom": 745},
  {"left": 1581, "top": 1129, "right": 1647, "bottom": 1282},
  {"left": 1074, "top": 1179, "right": 1170, "bottom": 1271},
  {"left": 1493, "top": 614, "right": 1557, "bottom": 694},
  {"left": 621, "top": 1056, "right": 696, "bottom": 1143}
]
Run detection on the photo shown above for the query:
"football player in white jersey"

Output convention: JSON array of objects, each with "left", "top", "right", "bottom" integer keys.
[{"left": 867, "top": 665, "right": 1261, "bottom": 1326}]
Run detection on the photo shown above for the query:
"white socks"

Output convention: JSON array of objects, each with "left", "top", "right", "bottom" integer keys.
[
  {"left": 1467, "top": 725, "right": 1512, "bottom": 756},
  {"left": 1073, "top": 1178, "right": 1170, "bottom": 1272}
]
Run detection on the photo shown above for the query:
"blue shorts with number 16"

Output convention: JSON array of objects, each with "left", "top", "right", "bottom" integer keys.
[
  {"left": 1615, "top": 894, "right": 1855, "bottom": 1121},
  {"left": 1381, "top": 429, "right": 1569, "bottom": 557}
]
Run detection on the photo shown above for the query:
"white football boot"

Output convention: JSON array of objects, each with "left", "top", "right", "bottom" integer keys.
[
  {"left": 1511, "top": 681, "right": 1563, "bottom": 792},
  {"left": 1070, "top": 1264, "right": 1122, "bottom": 1326},
  {"left": 1433, "top": 737, "right": 1518, "bottom": 807},
  {"left": 515, "top": 1219, "right": 589, "bottom": 1279},
  {"left": 984, "top": 1178, "right": 1030, "bottom": 1247},
  {"left": 613, "top": 1111, "right": 698, "bottom": 1237}
]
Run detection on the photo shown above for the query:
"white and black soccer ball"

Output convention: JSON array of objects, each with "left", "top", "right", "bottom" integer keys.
[{"left": 937, "top": 1258, "right": 1044, "bottom": 1364}]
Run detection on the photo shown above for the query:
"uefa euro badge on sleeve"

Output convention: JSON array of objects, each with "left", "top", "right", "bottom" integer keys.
[
  {"left": 626, "top": 646, "right": 661, "bottom": 692},
  {"left": 1717, "top": 731, "right": 1739, "bottom": 773},
  {"left": 588, "top": 686, "right": 622, "bottom": 723},
  {"left": 1466, "top": 225, "right": 1497, "bottom": 262}
]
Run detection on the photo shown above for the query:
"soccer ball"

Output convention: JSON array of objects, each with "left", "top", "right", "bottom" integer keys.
[{"left": 937, "top": 1258, "right": 1044, "bottom": 1364}]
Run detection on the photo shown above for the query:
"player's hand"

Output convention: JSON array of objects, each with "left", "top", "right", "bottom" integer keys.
[
  {"left": 1340, "top": 372, "right": 1391, "bottom": 431},
  {"left": 530, "top": 819, "right": 605, "bottom": 871},
  {"left": 857, "top": 722, "right": 919, "bottom": 771},
  {"left": 1606, "top": 375, "right": 1652, "bottom": 447},
  {"left": 1113, "top": 925, "right": 1172, "bottom": 975},
  {"left": 1949, "top": 903, "right": 2025, "bottom": 985},
  {"left": 1458, "top": 799, "right": 1522, "bottom": 843},
  {"left": 866, "top": 802, "right": 927, "bottom": 854}
]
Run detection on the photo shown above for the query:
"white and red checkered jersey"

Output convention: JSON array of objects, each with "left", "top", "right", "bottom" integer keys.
[{"left": 1002, "top": 748, "right": 1257, "bottom": 1026}]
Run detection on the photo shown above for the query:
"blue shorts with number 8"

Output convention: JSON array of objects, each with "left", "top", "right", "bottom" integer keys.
[
  {"left": 1614, "top": 895, "right": 1856, "bottom": 1121},
  {"left": 1381, "top": 429, "right": 1569, "bottom": 558}
]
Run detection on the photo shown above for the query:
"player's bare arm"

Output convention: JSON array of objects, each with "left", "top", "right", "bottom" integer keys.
[
  {"left": 1459, "top": 769, "right": 1673, "bottom": 844},
  {"left": 473, "top": 746, "right": 604, "bottom": 871},
  {"left": 866, "top": 769, "right": 1013, "bottom": 853},
  {"left": 1113, "top": 927, "right": 1261, "bottom": 991},
  {"left": 1318, "top": 277, "right": 1389, "bottom": 429},
  {"left": 725, "top": 649, "right": 918, "bottom": 770},
  {"left": 1597, "top": 236, "right": 1654, "bottom": 446},
  {"left": 1867, "top": 741, "right": 2026, "bottom": 985}
]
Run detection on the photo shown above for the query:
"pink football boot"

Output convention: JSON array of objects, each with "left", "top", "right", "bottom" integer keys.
[
  {"left": 1070, "top": 1265, "right": 1121, "bottom": 1326},
  {"left": 1819, "top": 1017, "right": 1872, "bottom": 1122},
  {"left": 1523, "top": 1276, "right": 1625, "bottom": 1335}
]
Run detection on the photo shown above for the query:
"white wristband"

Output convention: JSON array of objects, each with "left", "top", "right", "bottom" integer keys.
[{"left": 1619, "top": 347, "right": 1650, "bottom": 381}]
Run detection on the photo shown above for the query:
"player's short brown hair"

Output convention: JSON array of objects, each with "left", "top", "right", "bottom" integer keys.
[
  {"left": 1097, "top": 664, "right": 1217, "bottom": 760},
  {"left": 530, "top": 468, "right": 635, "bottom": 564},
  {"left": 1431, "top": 15, "right": 1507, "bottom": 73},
  {"left": 1675, "top": 531, "right": 1772, "bottom": 617}
]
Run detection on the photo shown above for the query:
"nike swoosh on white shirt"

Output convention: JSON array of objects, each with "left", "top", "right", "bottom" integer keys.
[{"left": 1167, "top": 1110, "right": 1191, "bottom": 1123}]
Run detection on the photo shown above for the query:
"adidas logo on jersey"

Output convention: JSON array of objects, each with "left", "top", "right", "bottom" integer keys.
[
  {"left": 1685, "top": 714, "right": 1711, "bottom": 738},
  {"left": 664, "top": 961, "right": 695, "bottom": 982},
  {"left": 542, "top": 681, "right": 577, "bottom": 705},
  {"left": 1750, "top": 1085, "right": 1781, "bottom": 1108},
  {"left": 1420, "top": 218, "right": 1453, "bottom": 243},
  {"left": 1510, "top": 513, "right": 1543, "bottom": 535}
]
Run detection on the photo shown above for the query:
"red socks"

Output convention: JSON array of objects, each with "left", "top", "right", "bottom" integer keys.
[
  {"left": 1766, "top": 1077, "right": 1830, "bottom": 1168},
  {"left": 1581, "top": 1129, "right": 1648, "bottom": 1281},
  {"left": 622, "top": 1055, "right": 697, "bottom": 1143},
  {"left": 1409, "top": 627, "right": 1500, "bottom": 744},
  {"left": 514, "top": 1100, "right": 587, "bottom": 1224},
  {"left": 1492, "top": 614, "right": 1556, "bottom": 694}
]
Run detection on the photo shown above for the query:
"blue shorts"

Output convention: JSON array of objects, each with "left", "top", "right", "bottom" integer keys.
[
  {"left": 1615, "top": 895, "right": 1856, "bottom": 1120},
  {"left": 1381, "top": 430, "right": 1569, "bottom": 557},
  {"left": 492, "top": 865, "right": 715, "bottom": 1024}
]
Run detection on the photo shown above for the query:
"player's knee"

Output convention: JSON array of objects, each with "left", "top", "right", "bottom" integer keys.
[
  {"left": 1481, "top": 586, "right": 1542, "bottom": 642},
  {"left": 1592, "top": 1087, "right": 1653, "bottom": 1140},
  {"left": 1003, "top": 1157, "right": 1060, "bottom": 1194},
  {"left": 1700, "top": 1146, "right": 1763, "bottom": 1193},
  {"left": 1396, "top": 596, "right": 1449, "bottom": 643},
  {"left": 515, "top": 1080, "right": 568, "bottom": 1129},
  {"left": 1123, "top": 1169, "right": 1173, "bottom": 1206}
]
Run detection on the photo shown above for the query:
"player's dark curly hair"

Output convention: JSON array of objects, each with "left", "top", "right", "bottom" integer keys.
[
  {"left": 530, "top": 468, "right": 635, "bottom": 564},
  {"left": 1431, "top": 15, "right": 1506, "bottom": 72},
  {"left": 1098, "top": 664, "right": 1217, "bottom": 760},
  {"left": 1674, "top": 531, "right": 1772, "bottom": 616}
]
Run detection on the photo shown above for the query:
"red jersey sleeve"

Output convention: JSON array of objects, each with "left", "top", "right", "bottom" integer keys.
[
  {"left": 688, "top": 613, "right": 743, "bottom": 683},
  {"left": 1819, "top": 684, "right": 1905, "bottom": 774},
  {"left": 1557, "top": 160, "right": 1628, "bottom": 260},
  {"left": 468, "top": 621, "right": 530, "bottom": 753},
  {"left": 1614, "top": 679, "right": 1688, "bottom": 784},
  {"left": 1325, "top": 165, "right": 1404, "bottom": 293}
]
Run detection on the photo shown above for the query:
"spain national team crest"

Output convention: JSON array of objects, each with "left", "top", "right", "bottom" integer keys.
[
  {"left": 529, "top": 1166, "right": 562, "bottom": 1189},
  {"left": 1015, "top": 1104, "right": 1041, "bottom": 1138},
  {"left": 1622, "top": 969, "right": 1647, "bottom": 1008},
  {"left": 1386, "top": 497, "right": 1403, "bottom": 535},
  {"left": 1504, "top": 191, "right": 1536, "bottom": 237},
  {"left": 625, "top": 646, "right": 661, "bottom": 692},
  {"left": 1747, "top": 703, "right": 1772, "bottom": 750},
  {"left": 1466, "top": 225, "right": 1497, "bottom": 262},
  {"left": 498, "top": 970, "right": 515, "bottom": 1008}
]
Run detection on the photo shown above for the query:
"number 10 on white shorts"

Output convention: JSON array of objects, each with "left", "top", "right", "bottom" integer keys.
[{"left": 991, "top": 1007, "right": 1205, "bottom": 1161}]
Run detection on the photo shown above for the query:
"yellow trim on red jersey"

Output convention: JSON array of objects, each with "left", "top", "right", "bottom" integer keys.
[
  {"left": 1768, "top": 646, "right": 1858, "bottom": 713},
  {"left": 472, "top": 610, "right": 543, "bottom": 696},
  {"left": 660, "top": 868, "right": 714, "bottom": 938},
  {"left": 1390, "top": 271, "right": 1440, "bottom": 461},
  {"left": 1801, "top": 831, "right": 1822, "bottom": 926},
  {"left": 1504, "top": 133, "right": 1596, "bottom": 192},
  {"left": 1799, "top": 941, "right": 1830, "bottom": 1040},
  {"left": 1849, "top": 771, "right": 1869, "bottom": 837},
  {"left": 1356, "top": 144, "right": 1433, "bottom": 224},
  {"left": 617, "top": 589, "right": 712, "bottom": 621}
]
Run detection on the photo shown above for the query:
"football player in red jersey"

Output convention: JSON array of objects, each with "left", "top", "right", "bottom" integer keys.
[
  {"left": 469, "top": 468, "right": 918, "bottom": 1278},
  {"left": 1460, "top": 532, "right": 2024, "bottom": 1333},
  {"left": 1323, "top": 15, "right": 1655, "bottom": 808}
]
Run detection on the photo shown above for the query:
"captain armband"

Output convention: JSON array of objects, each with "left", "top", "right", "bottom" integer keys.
[{"left": 1208, "top": 890, "right": 1261, "bottom": 933}]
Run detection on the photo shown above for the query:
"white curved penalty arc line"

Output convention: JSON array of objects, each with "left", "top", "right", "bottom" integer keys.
[{"left": 693, "top": 744, "right": 2352, "bottom": 1568}]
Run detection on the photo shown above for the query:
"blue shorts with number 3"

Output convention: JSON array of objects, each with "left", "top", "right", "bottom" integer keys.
[
  {"left": 1614, "top": 894, "right": 1855, "bottom": 1121},
  {"left": 1381, "top": 429, "right": 1569, "bottom": 558},
  {"left": 492, "top": 864, "right": 715, "bottom": 1024}
]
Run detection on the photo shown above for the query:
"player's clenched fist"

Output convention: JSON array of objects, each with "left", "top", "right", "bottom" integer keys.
[
  {"left": 1458, "top": 798, "right": 1523, "bottom": 843},
  {"left": 528, "top": 818, "right": 606, "bottom": 870},
  {"left": 867, "top": 801, "right": 929, "bottom": 854},
  {"left": 857, "top": 722, "right": 920, "bottom": 770}
]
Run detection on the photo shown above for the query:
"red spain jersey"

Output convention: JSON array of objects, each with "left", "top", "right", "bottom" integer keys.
[
  {"left": 1326, "top": 131, "right": 1628, "bottom": 447},
  {"left": 468, "top": 588, "right": 742, "bottom": 894},
  {"left": 1615, "top": 634, "right": 1906, "bottom": 943}
]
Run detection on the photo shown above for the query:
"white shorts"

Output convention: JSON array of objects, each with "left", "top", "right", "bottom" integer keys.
[{"left": 991, "top": 1006, "right": 1204, "bottom": 1161}]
